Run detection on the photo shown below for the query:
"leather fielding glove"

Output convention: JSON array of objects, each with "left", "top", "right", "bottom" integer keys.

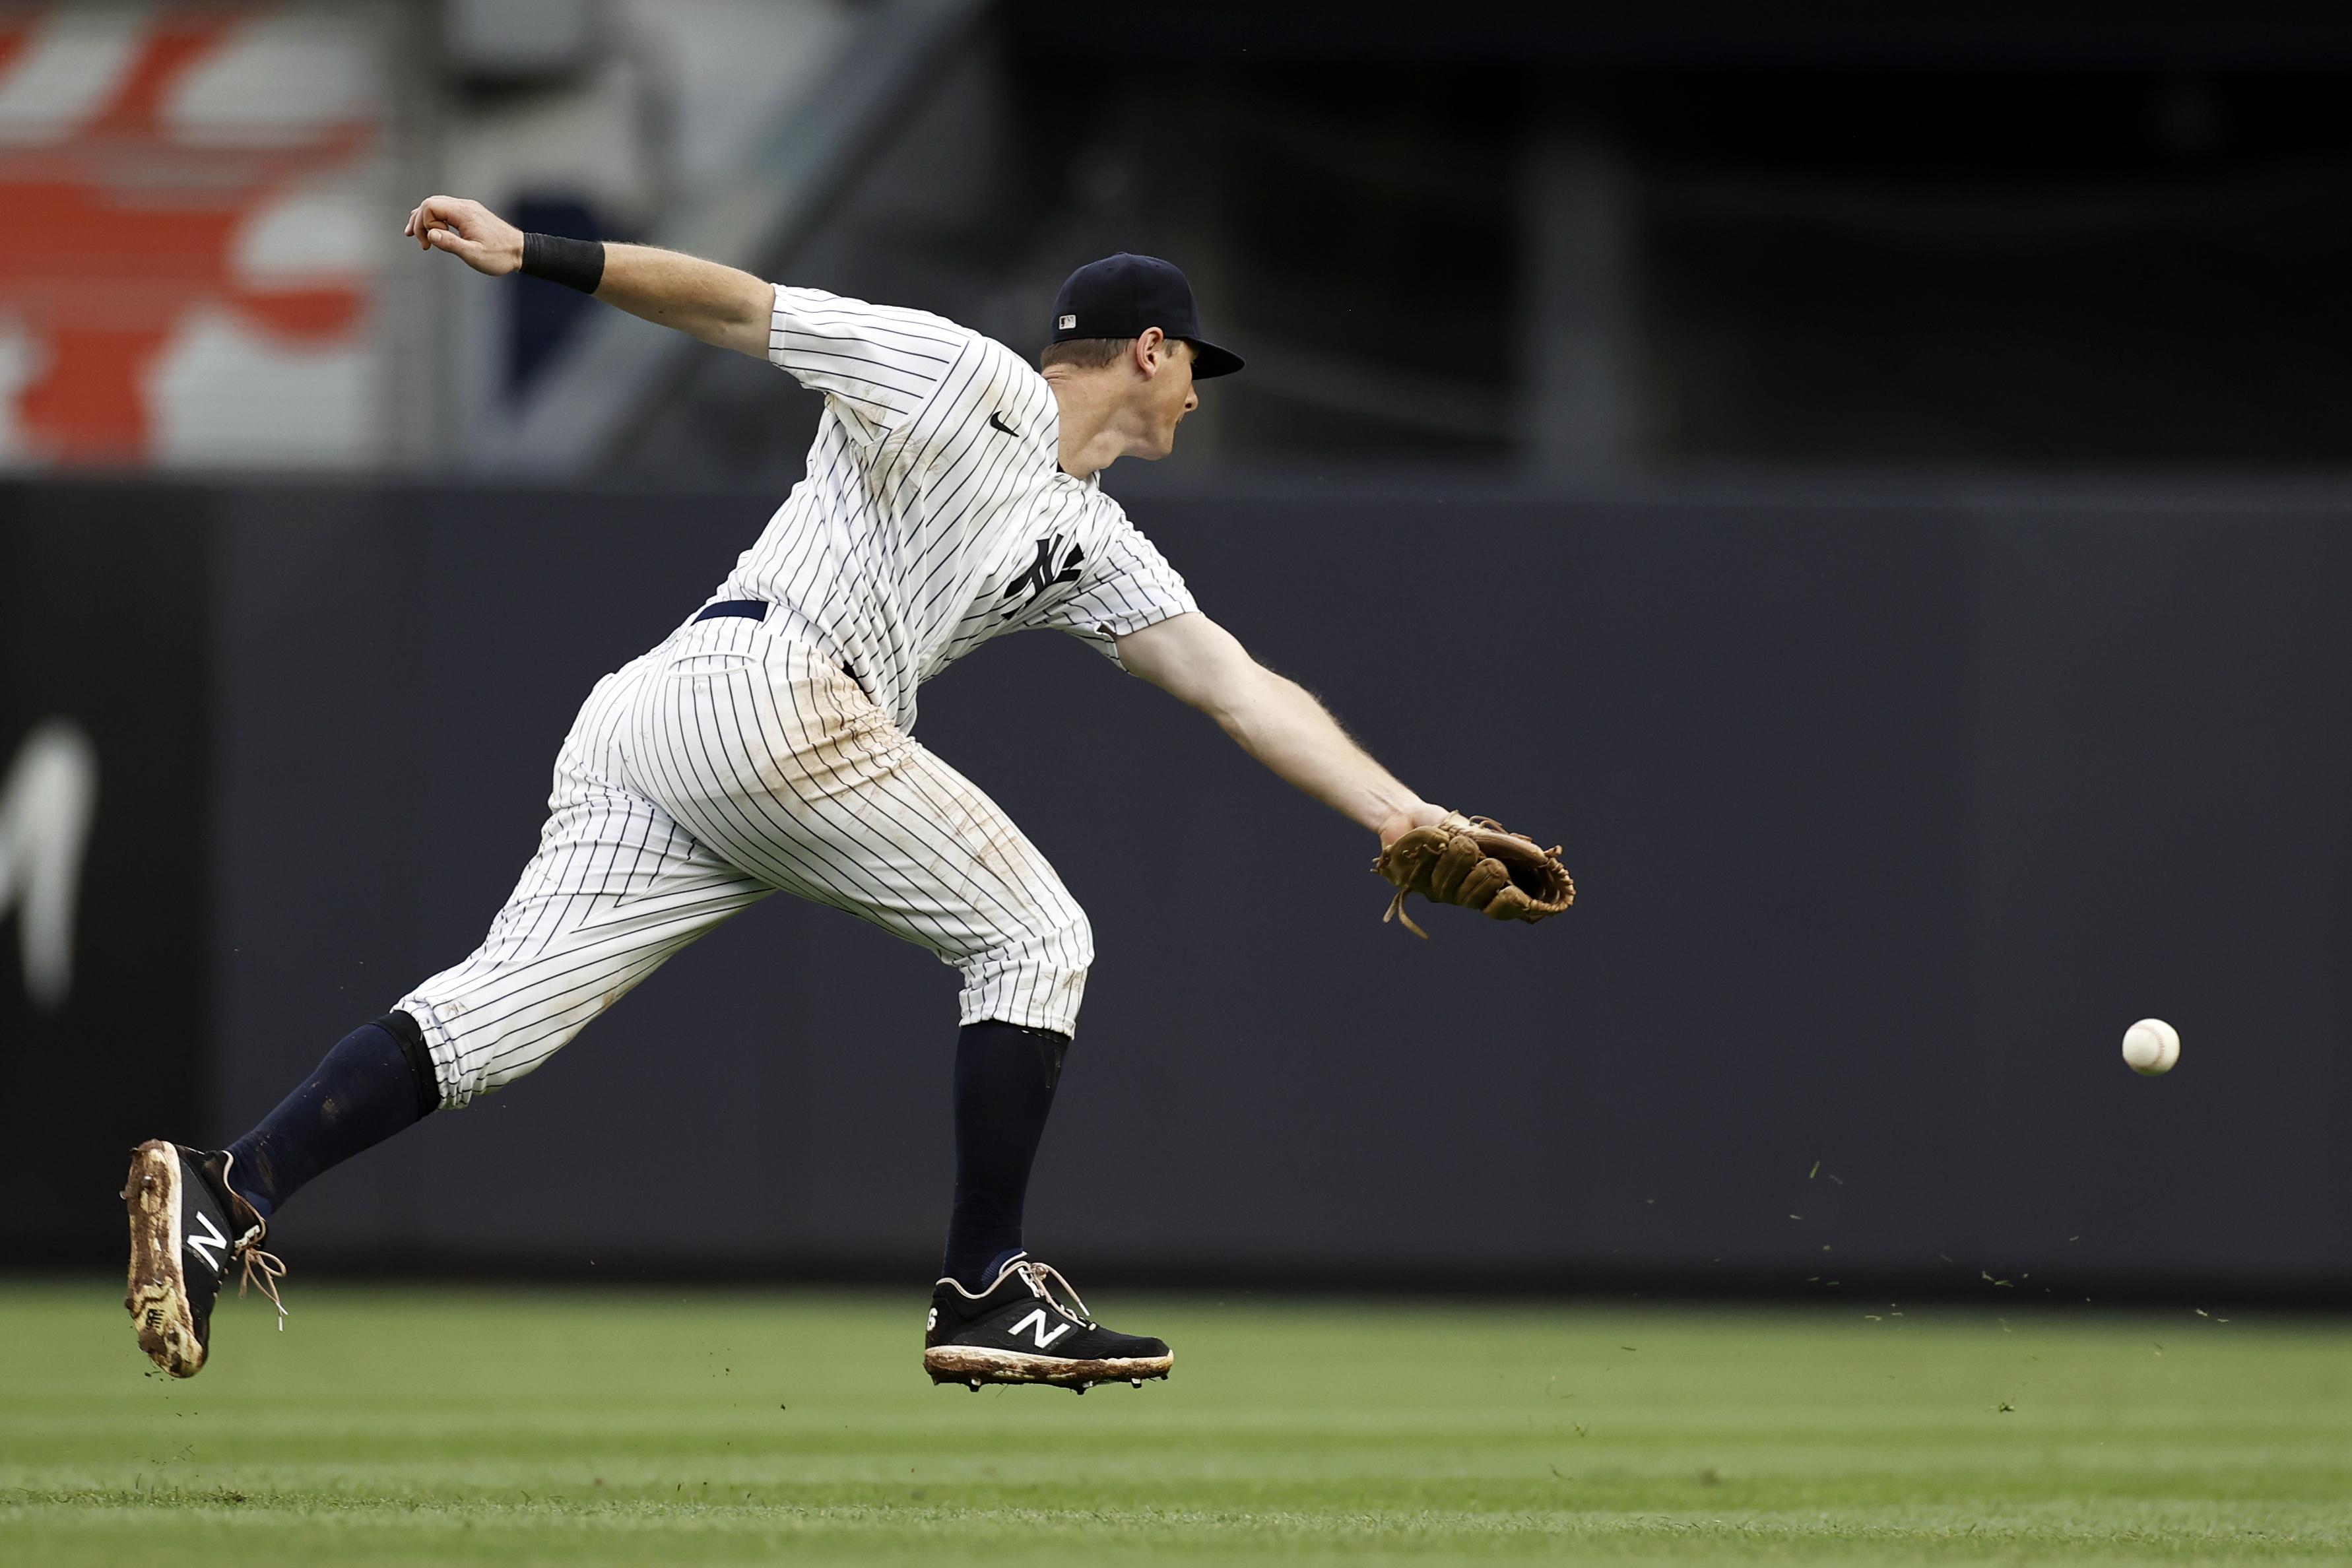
[{"left": 1372, "top": 812, "right": 1574, "bottom": 938}]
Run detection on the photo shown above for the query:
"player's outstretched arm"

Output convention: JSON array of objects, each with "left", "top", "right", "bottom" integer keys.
[
  {"left": 404, "top": 195, "right": 773, "bottom": 358},
  {"left": 1117, "top": 612, "right": 1446, "bottom": 847}
]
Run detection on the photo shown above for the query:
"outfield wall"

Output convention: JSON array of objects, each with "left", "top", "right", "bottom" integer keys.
[{"left": 6, "top": 475, "right": 2349, "bottom": 1299}]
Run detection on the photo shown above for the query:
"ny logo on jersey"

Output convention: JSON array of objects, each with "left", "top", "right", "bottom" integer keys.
[
  {"left": 1006, "top": 1307, "right": 1074, "bottom": 1350},
  {"left": 999, "top": 535, "right": 1085, "bottom": 620}
]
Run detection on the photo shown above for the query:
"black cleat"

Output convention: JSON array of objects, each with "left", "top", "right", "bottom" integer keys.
[
  {"left": 121, "top": 1141, "right": 284, "bottom": 1378},
  {"left": 923, "top": 1254, "right": 1171, "bottom": 1392}
]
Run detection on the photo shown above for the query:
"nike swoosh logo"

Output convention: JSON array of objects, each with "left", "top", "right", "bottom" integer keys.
[{"left": 988, "top": 411, "right": 1022, "bottom": 438}]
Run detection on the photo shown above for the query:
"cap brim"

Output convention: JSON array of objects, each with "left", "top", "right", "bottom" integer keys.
[{"left": 1186, "top": 339, "right": 1245, "bottom": 379}]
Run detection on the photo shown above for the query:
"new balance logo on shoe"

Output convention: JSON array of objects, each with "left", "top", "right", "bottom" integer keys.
[
  {"left": 1008, "top": 1307, "right": 1074, "bottom": 1350},
  {"left": 185, "top": 1208, "right": 227, "bottom": 1273}
]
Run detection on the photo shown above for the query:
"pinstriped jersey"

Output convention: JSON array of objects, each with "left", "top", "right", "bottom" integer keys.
[{"left": 707, "top": 284, "right": 1198, "bottom": 734}]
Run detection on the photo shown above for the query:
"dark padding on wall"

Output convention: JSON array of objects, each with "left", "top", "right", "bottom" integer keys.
[{"left": 72, "top": 476, "right": 2352, "bottom": 1296}]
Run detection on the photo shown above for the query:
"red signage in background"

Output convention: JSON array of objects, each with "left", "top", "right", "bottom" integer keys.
[{"left": 0, "top": 4, "right": 379, "bottom": 467}]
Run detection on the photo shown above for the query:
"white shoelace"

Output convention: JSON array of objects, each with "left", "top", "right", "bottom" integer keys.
[
  {"left": 235, "top": 1245, "right": 290, "bottom": 1330},
  {"left": 214, "top": 1151, "right": 290, "bottom": 1330},
  {"left": 1015, "top": 1260, "right": 1095, "bottom": 1326}
]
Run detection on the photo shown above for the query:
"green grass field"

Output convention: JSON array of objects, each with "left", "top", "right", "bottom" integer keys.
[{"left": 2, "top": 1280, "right": 2346, "bottom": 1565}]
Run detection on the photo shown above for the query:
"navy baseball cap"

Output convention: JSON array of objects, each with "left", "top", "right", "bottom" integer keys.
[{"left": 1050, "top": 253, "right": 1244, "bottom": 378}]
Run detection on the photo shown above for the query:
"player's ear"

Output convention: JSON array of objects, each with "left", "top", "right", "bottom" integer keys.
[{"left": 1134, "top": 327, "right": 1167, "bottom": 376}]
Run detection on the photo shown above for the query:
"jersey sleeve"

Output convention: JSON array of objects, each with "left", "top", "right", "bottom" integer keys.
[
  {"left": 1038, "top": 516, "right": 1199, "bottom": 665},
  {"left": 768, "top": 285, "right": 970, "bottom": 438}
]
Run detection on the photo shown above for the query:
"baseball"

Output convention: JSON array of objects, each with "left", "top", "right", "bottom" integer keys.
[{"left": 2121, "top": 1018, "right": 2180, "bottom": 1076}]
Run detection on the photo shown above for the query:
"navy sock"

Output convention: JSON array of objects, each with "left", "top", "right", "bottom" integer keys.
[
  {"left": 940, "top": 1020, "right": 1068, "bottom": 1292},
  {"left": 223, "top": 1012, "right": 439, "bottom": 1219}
]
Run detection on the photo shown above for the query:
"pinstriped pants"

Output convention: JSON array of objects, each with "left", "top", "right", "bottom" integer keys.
[{"left": 394, "top": 617, "right": 1093, "bottom": 1108}]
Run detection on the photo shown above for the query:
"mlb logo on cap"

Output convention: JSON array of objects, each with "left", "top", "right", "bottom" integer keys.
[{"left": 1049, "top": 253, "right": 1244, "bottom": 378}]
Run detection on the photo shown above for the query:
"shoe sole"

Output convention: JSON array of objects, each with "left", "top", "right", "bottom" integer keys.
[
  {"left": 121, "top": 1141, "right": 205, "bottom": 1378},
  {"left": 923, "top": 1345, "right": 1173, "bottom": 1389}
]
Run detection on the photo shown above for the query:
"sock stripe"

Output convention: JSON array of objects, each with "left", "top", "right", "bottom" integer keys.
[{"left": 374, "top": 1009, "right": 440, "bottom": 1119}]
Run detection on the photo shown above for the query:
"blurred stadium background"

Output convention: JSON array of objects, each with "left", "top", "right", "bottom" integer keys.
[{"left": 5, "top": 0, "right": 2351, "bottom": 1304}]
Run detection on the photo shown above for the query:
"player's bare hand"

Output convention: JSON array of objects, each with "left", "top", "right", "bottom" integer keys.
[
  {"left": 403, "top": 195, "right": 523, "bottom": 277},
  {"left": 1376, "top": 801, "right": 1449, "bottom": 849}
]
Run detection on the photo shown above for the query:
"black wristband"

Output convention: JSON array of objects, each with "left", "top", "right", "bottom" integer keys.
[{"left": 519, "top": 232, "right": 604, "bottom": 295}]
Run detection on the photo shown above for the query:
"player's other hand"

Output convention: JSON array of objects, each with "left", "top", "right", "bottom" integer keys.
[
  {"left": 403, "top": 196, "right": 523, "bottom": 276},
  {"left": 1376, "top": 801, "right": 1450, "bottom": 849}
]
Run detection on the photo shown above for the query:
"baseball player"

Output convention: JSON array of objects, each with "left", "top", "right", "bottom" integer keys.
[{"left": 124, "top": 195, "right": 1565, "bottom": 1391}]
